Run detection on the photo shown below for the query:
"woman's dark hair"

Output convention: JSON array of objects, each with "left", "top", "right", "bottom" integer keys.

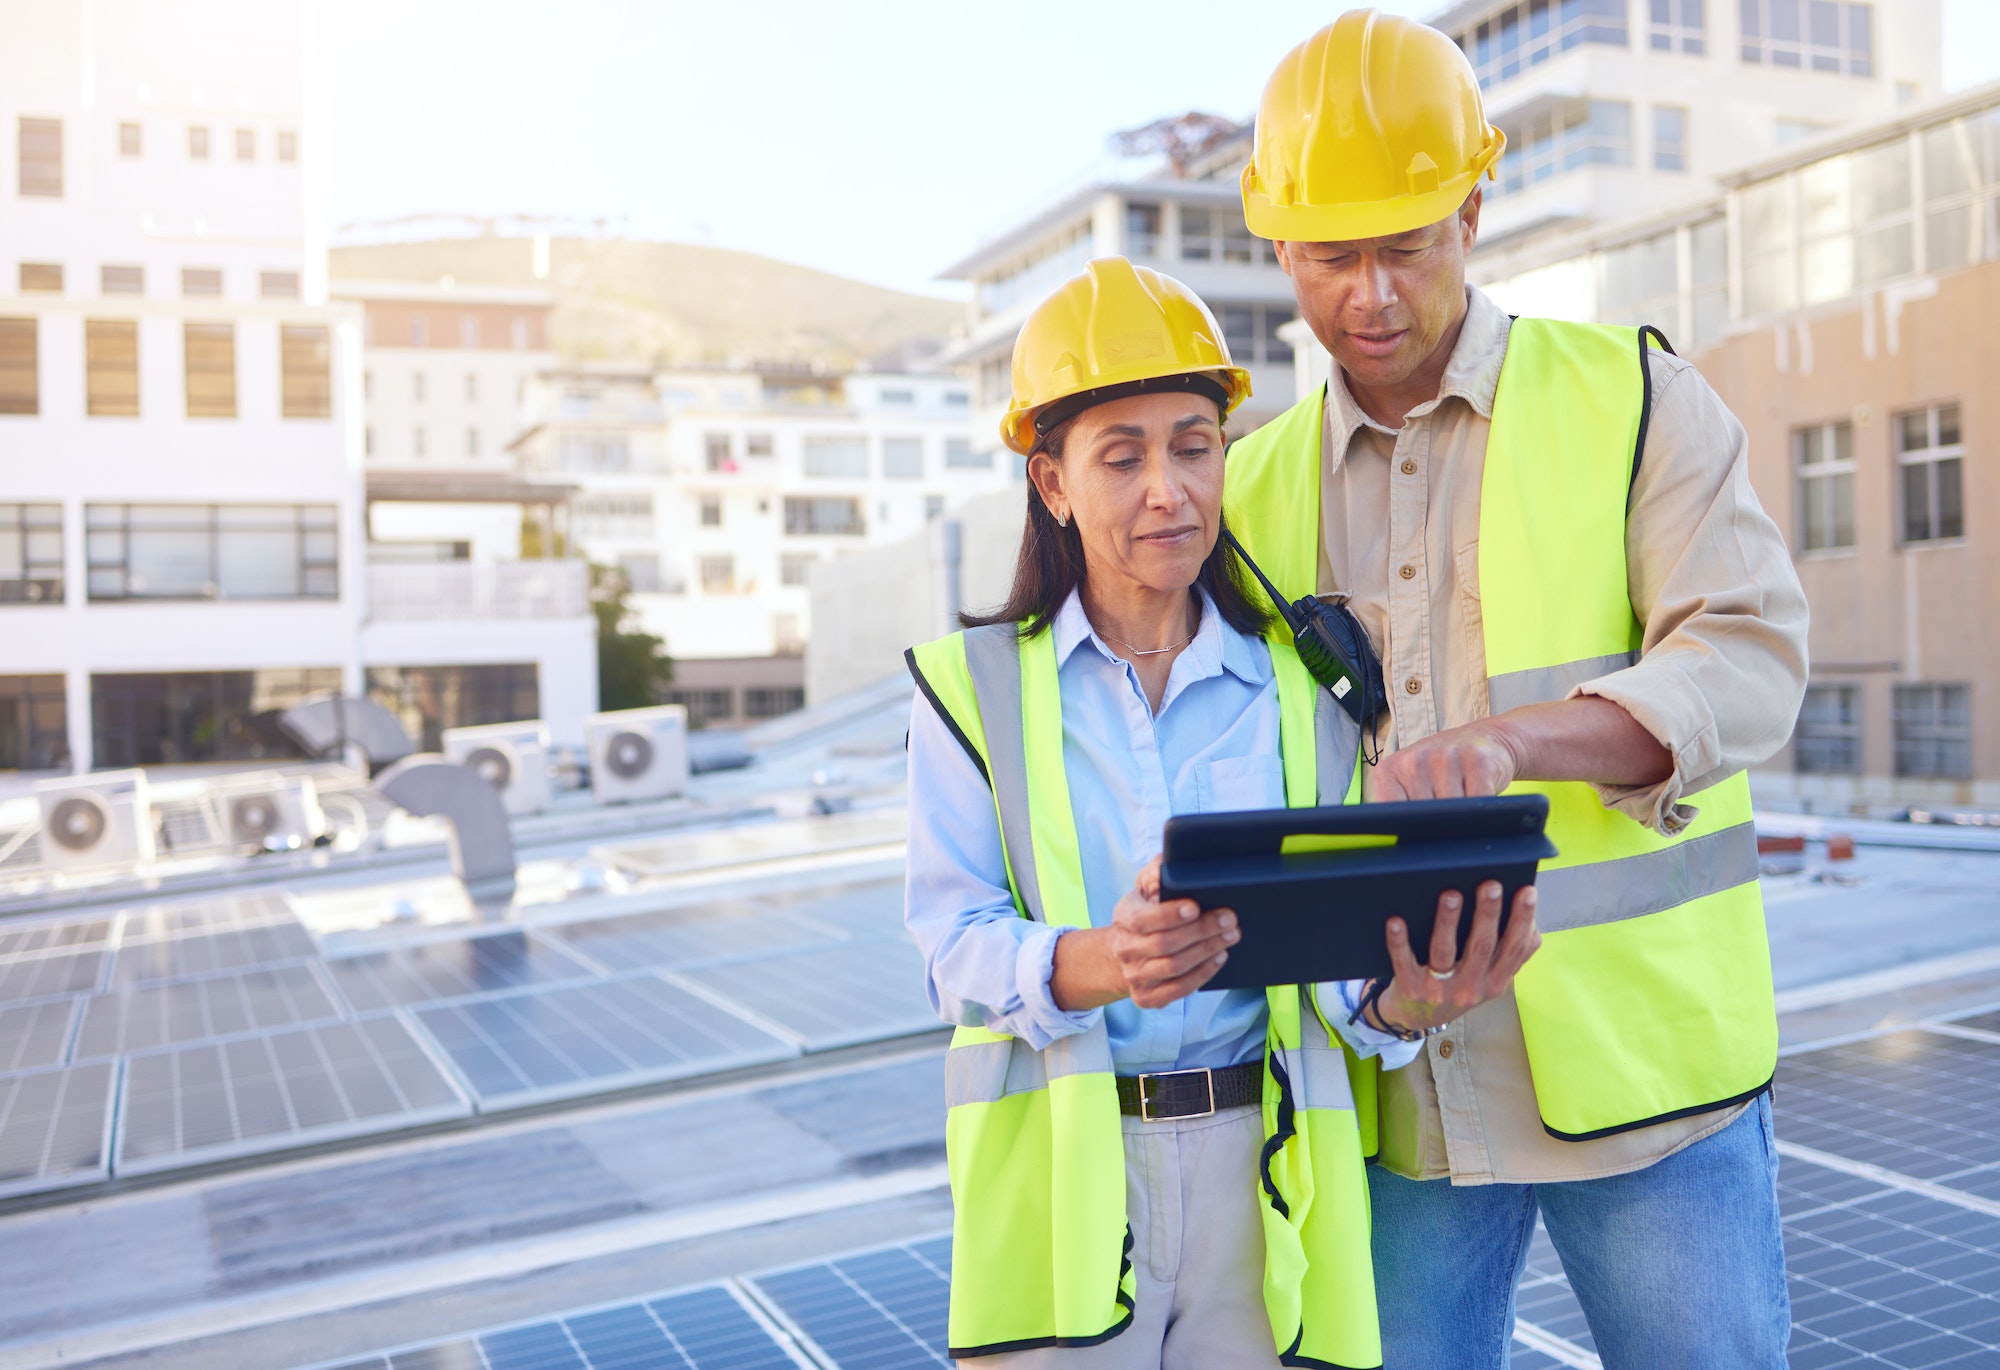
[{"left": 960, "top": 409, "right": 1274, "bottom": 639}]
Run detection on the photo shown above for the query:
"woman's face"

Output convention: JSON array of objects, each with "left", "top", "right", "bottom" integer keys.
[{"left": 1029, "top": 390, "right": 1225, "bottom": 601}]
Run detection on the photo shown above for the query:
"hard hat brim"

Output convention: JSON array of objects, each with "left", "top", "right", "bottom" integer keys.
[
  {"left": 1001, "top": 364, "right": 1251, "bottom": 456},
  {"left": 1242, "top": 149, "right": 1501, "bottom": 244}
]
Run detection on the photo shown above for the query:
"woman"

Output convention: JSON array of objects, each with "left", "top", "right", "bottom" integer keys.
[{"left": 904, "top": 257, "right": 1539, "bottom": 1369}]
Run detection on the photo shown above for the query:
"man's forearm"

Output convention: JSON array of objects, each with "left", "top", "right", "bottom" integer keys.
[{"left": 1491, "top": 695, "right": 1672, "bottom": 788}]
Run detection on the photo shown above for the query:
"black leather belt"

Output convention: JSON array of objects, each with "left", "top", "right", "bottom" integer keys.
[{"left": 1116, "top": 1062, "right": 1263, "bottom": 1120}]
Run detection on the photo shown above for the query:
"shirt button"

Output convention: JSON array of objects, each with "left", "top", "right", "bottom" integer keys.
[
  {"left": 1398, "top": 564, "right": 1415, "bottom": 580},
  {"left": 1401, "top": 459, "right": 1418, "bottom": 475},
  {"left": 1405, "top": 677, "right": 1422, "bottom": 695},
  {"left": 1437, "top": 1040, "right": 1454, "bottom": 1059}
]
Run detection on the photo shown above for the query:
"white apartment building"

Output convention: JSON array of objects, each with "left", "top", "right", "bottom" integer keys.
[
  {"left": 0, "top": 0, "right": 365, "bottom": 775},
  {"left": 513, "top": 365, "right": 1008, "bottom": 726}
]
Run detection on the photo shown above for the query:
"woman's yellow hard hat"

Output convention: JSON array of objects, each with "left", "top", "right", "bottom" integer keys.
[
  {"left": 1242, "top": 8, "right": 1505, "bottom": 243},
  {"left": 999, "top": 257, "right": 1251, "bottom": 456}
]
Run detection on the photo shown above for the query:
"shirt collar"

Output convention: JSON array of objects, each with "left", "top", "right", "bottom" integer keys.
[
  {"left": 1052, "top": 585, "right": 1270, "bottom": 689},
  {"left": 1322, "top": 284, "right": 1513, "bottom": 467}
]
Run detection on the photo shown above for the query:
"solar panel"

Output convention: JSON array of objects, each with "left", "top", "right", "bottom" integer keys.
[
  {"left": 0, "top": 948, "right": 107, "bottom": 1003},
  {"left": 327, "top": 933, "right": 597, "bottom": 1012},
  {"left": 753, "top": 880, "right": 906, "bottom": 942},
  {"left": 547, "top": 900, "right": 848, "bottom": 973},
  {"left": 0, "top": 998, "right": 77, "bottom": 1073},
  {"left": 671, "top": 939, "right": 939, "bottom": 1052},
  {"left": 410, "top": 975, "right": 796, "bottom": 1110},
  {"left": 115, "top": 1014, "right": 470, "bottom": 1176},
  {"left": 0, "top": 1061, "right": 116, "bottom": 1199},
  {"left": 0, "top": 917, "right": 114, "bottom": 959},
  {"left": 119, "top": 892, "right": 299, "bottom": 942},
  {"left": 601, "top": 809, "right": 906, "bottom": 880},
  {"left": 72, "top": 963, "right": 344, "bottom": 1060},
  {"left": 1777, "top": 1030, "right": 2000, "bottom": 1189},
  {"left": 110, "top": 920, "right": 318, "bottom": 986},
  {"left": 746, "top": 1235, "right": 951, "bottom": 1369}
]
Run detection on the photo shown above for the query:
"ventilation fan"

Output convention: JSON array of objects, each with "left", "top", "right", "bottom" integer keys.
[
  {"left": 586, "top": 705, "right": 691, "bottom": 805},
  {"left": 442, "top": 720, "right": 552, "bottom": 816},
  {"left": 34, "top": 770, "right": 156, "bottom": 872}
]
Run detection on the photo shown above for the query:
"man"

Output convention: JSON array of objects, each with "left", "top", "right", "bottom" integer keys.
[{"left": 1224, "top": 10, "right": 1809, "bottom": 1368}]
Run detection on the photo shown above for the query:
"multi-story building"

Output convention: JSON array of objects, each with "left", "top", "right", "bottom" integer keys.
[
  {"left": 0, "top": 0, "right": 364, "bottom": 774},
  {"left": 513, "top": 364, "right": 1007, "bottom": 727}
]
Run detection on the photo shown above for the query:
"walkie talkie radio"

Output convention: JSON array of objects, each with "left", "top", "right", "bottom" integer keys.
[{"left": 1224, "top": 529, "right": 1388, "bottom": 762}]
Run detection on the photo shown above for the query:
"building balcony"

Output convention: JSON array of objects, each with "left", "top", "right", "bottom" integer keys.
[{"left": 366, "top": 560, "right": 589, "bottom": 622}]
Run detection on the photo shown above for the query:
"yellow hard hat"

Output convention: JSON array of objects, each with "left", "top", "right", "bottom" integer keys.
[
  {"left": 1241, "top": 8, "right": 1505, "bottom": 243},
  {"left": 1000, "top": 257, "right": 1251, "bottom": 456}
]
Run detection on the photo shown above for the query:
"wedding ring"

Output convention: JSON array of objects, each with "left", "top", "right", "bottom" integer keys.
[{"left": 1427, "top": 964, "right": 1458, "bottom": 981}]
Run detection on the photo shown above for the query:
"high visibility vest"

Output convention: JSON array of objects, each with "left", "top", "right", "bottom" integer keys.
[
  {"left": 905, "top": 621, "right": 1383, "bottom": 1367},
  {"left": 1223, "top": 318, "right": 1775, "bottom": 1142}
]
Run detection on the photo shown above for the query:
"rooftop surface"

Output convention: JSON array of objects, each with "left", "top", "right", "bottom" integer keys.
[{"left": 2, "top": 685, "right": 1999, "bottom": 1369}]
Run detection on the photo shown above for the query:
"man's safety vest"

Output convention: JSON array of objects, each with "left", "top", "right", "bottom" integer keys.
[
  {"left": 1223, "top": 318, "right": 1775, "bottom": 1142},
  {"left": 905, "top": 622, "right": 1383, "bottom": 1367}
]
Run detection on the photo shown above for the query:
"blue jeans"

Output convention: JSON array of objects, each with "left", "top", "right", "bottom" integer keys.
[{"left": 1367, "top": 1095, "right": 1790, "bottom": 1370}]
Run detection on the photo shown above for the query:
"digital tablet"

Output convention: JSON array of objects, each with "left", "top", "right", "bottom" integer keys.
[{"left": 1158, "top": 795, "right": 1557, "bottom": 990}]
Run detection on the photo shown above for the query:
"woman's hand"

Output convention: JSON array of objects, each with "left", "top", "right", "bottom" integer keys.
[
  {"left": 1369, "top": 881, "right": 1541, "bottom": 1036},
  {"left": 1050, "top": 855, "right": 1240, "bottom": 1011}
]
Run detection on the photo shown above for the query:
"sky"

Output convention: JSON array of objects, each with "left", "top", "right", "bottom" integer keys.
[{"left": 319, "top": 0, "right": 2000, "bottom": 299}]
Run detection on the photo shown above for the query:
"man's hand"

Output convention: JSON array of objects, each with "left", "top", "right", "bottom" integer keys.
[
  {"left": 1369, "top": 696, "right": 1674, "bottom": 801},
  {"left": 1372, "top": 880, "right": 1541, "bottom": 1035},
  {"left": 1368, "top": 718, "right": 1519, "bottom": 801},
  {"left": 1050, "top": 855, "right": 1240, "bottom": 1011}
]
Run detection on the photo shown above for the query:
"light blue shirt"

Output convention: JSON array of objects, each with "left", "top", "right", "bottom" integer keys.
[{"left": 905, "top": 588, "right": 1416, "bottom": 1074}]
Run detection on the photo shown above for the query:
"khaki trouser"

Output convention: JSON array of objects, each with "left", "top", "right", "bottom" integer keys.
[{"left": 968, "top": 1104, "right": 1284, "bottom": 1370}]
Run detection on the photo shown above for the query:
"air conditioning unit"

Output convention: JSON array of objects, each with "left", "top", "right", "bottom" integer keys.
[
  {"left": 217, "top": 774, "right": 326, "bottom": 852},
  {"left": 35, "top": 770, "right": 156, "bottom": 872},
  {"left": 586, "top": 705, "right": 690, "bottom": 805},
  {"left": 443, "top": 720, "right": 552, "bottom": 816}
]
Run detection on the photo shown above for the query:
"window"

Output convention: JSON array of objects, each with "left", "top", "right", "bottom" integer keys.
[
  {"left": 367, "top": 664, "right": 537, "bottom": 752},
  {"left": 745, "top": 686, "right": 805, "bottom": 718},
  {"left": 883, "top": 437, "right": 924, "bottom": 479},
  {"left": 0, "top": 318, "right": 37, "bottom": 415},
  {"left": 745, "top": 432, "right": 774, "bottom": 458},
  {"left": 411, "top": 315, "right": 428, "bottom": 346},
  {"left": 1689, "top": 216, "right": 1729, "bottom": 347},
  {"left": 698, "top": 554, "right": 735, "bottom": 593},
  {"left": 1893, "top": 683, "right": 1971, "bottom": 779},
  {"left": 0, "top": 505, "right": 63, "bottom": 603},
  {"left": 699, "top": 494, "right": 723, "bottom": 527},
  {"left": 664, "top": 687, "right": 733, "bottom": 726},
  {"left": 1794, "top": 422, "right": 1855, "bottom": 551},
  {"left": 1897, "top": 405, "right": 1963, "bottom": 544},
  {"left": 259, "top": 270, "right": 299, "bottom": 299},
  {"left": 86, "top": 320, "right": 139, "bottom": 418},
  {"left": 1494, "top": 100, "right": 1632, "bottom": 196},
  {"left": 1653, "top": 106, "right": 1689, "bottom": 172},
  {"left": 784, "top": 496, "right": 864, "bottom": 536},
  {"left": 18, "top": 117, "right": 61, "bottom": 197},
  {"left": 1649, "top": 0, "right": 1705, "bottom": 51},
  {"left": 1920, "top": 110, "right": 2000, "bottom": 275},
  {"left": 182, "top": 322, "right": 235, "bottom": 418},
  {"left": 412, "top": 426, "right": 426, "bottom": 458},
  {"left": 705, "top": 432, "right": 734, "bottom": 472},
  {"left": 187, "top": 125, "right": 210, "bottom": 160},
  {"left": 86, "top": 504, "right": 338, "bottom": 601},
  {"left": 412, "top": 371, "right": 426, "bottom": 403},
  {"left": 780, "top": 552, "right": 817, "bottom": 586},
  {"left": 803, "top": 435, "right": 868, "bottom": 478},
  {"left": 1263, "top": 310, "right": 1294, "bottom": 364},
  {"left": 617, "top": 553, "right": 662, "bottom": 593},
  {"left": 276, "top": 130, "right": 298, "bottom": 164},
  {"left": 554, "top": 433, "right": 629, "bottom": 472},
  {"left": 465, "top": 427, "right": 479, "bottom": 458},
  {"left": 1793, "top": 683, "right": 1861, "bottom": 772},
  {"left": 1126, "top": 202, "right": 1161, "bottom": 257},
  {"left": 880, "top": 388, "right": 915, "bottom": 405},
  {"left": 572, "top": 492, "right": 653, "bottom": 539},
  {"left": 456, "top": 315, "right": 476, "bottom": 348},
  {"left": 925, "top": 494, "right": 946, "bottom": 521},
  {"left": 19, "top": 263, "right": 61, "bottom": 293},
  {"left": 0, "top": 675, "right": 68, "bottom": 770},
  {"left": 118, "top": 121, "right": 142, "bottom": 158},
  {"left": 101, "top": 264, "right": 144, "bottom": 296},
  {"left": 234, "top": 128, "right": 255, "bottom": 161},
  {"left": 1178, "top": 204, "right": 1265, "bottom": 264},
  {"left": 1454, "top": 0, "right": 1628, "bottom": 89},
  {"left": 945, "top": 438, "right": 993, "bottom": 470},
  {"left": 281, "top": 324, "right": 331, "bottom": 419},
  {"left": 464, "top": 372, "right": 478, "bottom": 402},
  {"left": 981, "top": 220, "right": 1094, "bottom": 314},
  {"left": 94, "top": 668, "right": 338, "bottom": 768},
  {"left": 1213, "top": 303, "right": 1296, "bottom": 365},
  {"left": 945, "top": 391, "right": 969, "bottom": 407},
  {"left": 181, "top": 267, "right": 222, "bottom": 298},
  {"left": 1741, "top": 0, "right": 1872, "bottom": 74}
]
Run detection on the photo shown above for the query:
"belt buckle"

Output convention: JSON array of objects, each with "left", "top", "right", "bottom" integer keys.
[{"left": 1138, "top": 1067, "right": 1215, "bottom": 1122}]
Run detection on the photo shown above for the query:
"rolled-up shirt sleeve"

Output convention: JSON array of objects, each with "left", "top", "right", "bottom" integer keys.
[
  {"left": 904, "top": 693, "right": 1101, "bottom": 1050},
  {"left": 1570, "top": 356, "right": 1810, "bottom": 834}
]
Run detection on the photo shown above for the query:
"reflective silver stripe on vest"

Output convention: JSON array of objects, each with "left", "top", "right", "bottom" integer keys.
[
  {"left": 944, "top": 1027, "right": 1116, "bottom": 1107},
  {"left": 1275, "top": 994, "right": 1349, "bottom": 1110},
  {"left": 1314, "top": 686, "right": 1362, "bottom": 805},
  {"left": 1535, "top": 820, "right": 1759, "bottom": 934},
  {"left": 961, "top": 623, "right": 1044, "bottom": 923},
  {"left": 1487, "top": 652, "right": 1638, "bottom": 715}
]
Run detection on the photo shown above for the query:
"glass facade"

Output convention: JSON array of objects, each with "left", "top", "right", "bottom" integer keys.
[
  {"left": 92, "top": 668, "right": 337, "bottom": 767},
  {"left": 366, "top": 663, "right": 539, "bottom": 754}
]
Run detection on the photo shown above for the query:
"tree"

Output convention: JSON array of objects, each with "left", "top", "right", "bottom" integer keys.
[{"left": 591, "top": 565, "right": 673, "bottom": 711}]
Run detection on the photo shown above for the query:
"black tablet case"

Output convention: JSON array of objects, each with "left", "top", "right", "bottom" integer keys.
[{"left": 1159, "top": 795, "right": 1558, "bottom": 990}]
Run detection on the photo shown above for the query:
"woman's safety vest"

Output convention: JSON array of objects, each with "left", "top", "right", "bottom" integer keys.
[
  {"left": 905, "top": 621, "right": 1383, "bottom": 1367},
  {"left": 1222, "top": 318, "right": 1776, "bottom": 1142}
]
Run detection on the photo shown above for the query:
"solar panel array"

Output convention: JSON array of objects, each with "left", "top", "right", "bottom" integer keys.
[{"left": 0, "top": 872, "right": 935, "bottom": 1198}]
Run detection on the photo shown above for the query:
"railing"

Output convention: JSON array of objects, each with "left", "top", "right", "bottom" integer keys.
[{"left": 367, "top": 560, "right": 590, "bottom": 621}]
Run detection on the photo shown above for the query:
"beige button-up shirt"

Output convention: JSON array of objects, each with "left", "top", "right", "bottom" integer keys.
[{"left": 1315, "top": 286, "right": 1809, "bottom": 1184}]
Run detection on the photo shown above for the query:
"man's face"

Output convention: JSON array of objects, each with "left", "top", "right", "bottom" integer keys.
[{"left": 1274, "top": 193, "right": 1480, "bottom": 394}]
